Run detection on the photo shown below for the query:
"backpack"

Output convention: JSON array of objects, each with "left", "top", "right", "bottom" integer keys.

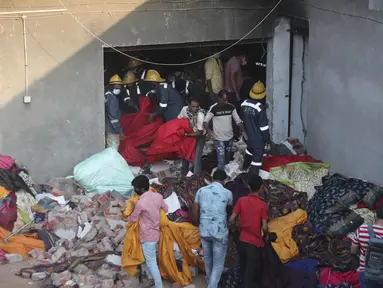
[{"left": 365, "top": 225, "right": 383, "bottom": 282}]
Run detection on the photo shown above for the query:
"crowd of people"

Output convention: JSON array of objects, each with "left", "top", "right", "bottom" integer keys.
[
  {"left": 104, "top": 52, "right": 271, "bottom": 177},
  {"left": 104, "top": 55, "right": 383, "bottom": 288}
]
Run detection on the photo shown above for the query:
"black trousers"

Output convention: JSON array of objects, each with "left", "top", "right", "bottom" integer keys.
[{"left": 238, "top": 241, "right": 262, "bottom": 288}]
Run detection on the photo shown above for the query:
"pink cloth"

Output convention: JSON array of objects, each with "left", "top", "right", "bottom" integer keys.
[
  {"left": 0, "top": 154, "right": 14, "bottom": 170},
  {"left": 225, "top": 56, "right": 243, "bottom": 92},
  {"left": 127, "top": 191, "right": 168, "bottom": 243}
]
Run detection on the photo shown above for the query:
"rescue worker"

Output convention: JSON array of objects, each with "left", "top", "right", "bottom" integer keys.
[
  {"left": 105, "top": 75, "right": 124, "bottom": 149},
  {"left": 124, "top": 58, "right": 146, "bottom": 80},
  {"left": 241, "top": 81, "right": 271, "bottom": 176},
  {"left": 120, "top": 71, "right": 140, "bottom": 114},
  {"left": 168, "top": 73, "right": 192, "bottom": 104},
  {"left": 145, "top": 70, "right": 184, "bottom": 123}
]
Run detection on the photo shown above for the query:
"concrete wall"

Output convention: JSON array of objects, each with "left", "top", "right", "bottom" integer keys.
[
  {"left": 283, "top": 0, "right": 383, "bottom": 185},
  {"left": 0, "top": 0, "right": 276, "bottom": 182}
]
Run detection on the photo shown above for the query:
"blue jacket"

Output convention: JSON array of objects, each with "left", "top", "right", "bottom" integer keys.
[
  {"left": 241, "top": 99, "right": 270, "bottom": 148},
  {"left": 155, "top": 83, "right": 184, "bottom": 122},
  {"left": 105, "top": 89, "right": 122, "bottom": 134}
]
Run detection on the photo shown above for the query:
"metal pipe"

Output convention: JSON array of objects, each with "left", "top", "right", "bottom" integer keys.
[
  {"left": 22, "top": 15, "right": 28, "bottom": 98},
  {"left": 0, "top": 9, "right": 66, "bottom": 15}
]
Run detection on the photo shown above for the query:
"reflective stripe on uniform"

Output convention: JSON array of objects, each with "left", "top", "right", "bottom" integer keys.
[
  {"left": 251, "top": 161, "right": 262, "bottom": 166},
  {"left": 111, "top": 119, "right": 119, "bottom": 124},
  {"left": 185, "top": 80, "right": 190, "bottom": 95},
  {"left": 245, "top": 149, "right": 253, "bottom": 156},
  {"left": 124, "top": 97, "right": 131, "bottom": 102},
  {"left": 241, "top": 100, "right": 262, "bottom": 112},
  {"left": 141, "top": 70, "right": 146, "bottom": 80},
  {"left": 172, "top": 80, "right": 175, "bottom": 88},
  {"left": 105, "top": 91, "right": 113, "bottom": 96},
  {"left": 145, "top": 90, "right": 156, "bottom": 96},
  {"left": 159, "top": 103, "right": 168, "bottom": 108},
  {"left": 160, "top": 83, "right": 168, "bottom": 89},
  {"left": 260, "top": 125, "right": 269, "bottom": 131},
  {"left": 136, "top": 84, "right": 141, "bottom": 95}
]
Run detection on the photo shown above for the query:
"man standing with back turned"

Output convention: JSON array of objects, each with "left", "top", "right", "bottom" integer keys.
[
  {"left": 351, "top": 204, "right": 383, "bottom": 288},
  {"left": 193, "top": 170, "right": 233, "bottom": 288},
  {"left": 127, "top": 175, "right": 168, "bottom": 288},
  {"left": 229, "top": 176, "right": 269, "bottom": 288}
]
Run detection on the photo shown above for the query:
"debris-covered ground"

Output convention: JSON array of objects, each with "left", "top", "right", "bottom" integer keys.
[{"left": 1, "top": 136, "right": 383, "bottom": 287}]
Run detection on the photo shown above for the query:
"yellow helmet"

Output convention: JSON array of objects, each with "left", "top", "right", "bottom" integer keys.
[
  {"left": 249, "top": 81, "right": 266, "bottom": 99},
  {"left": 144, "top": 69, "right": 165, "bottom": 83},
  {"left": 109, "top": 74, "right": 122, "bottom": 85},
  {"left": 122, "top": 71, "right": 137, "bottom": 85},
  {"left": 127, "top": 58, "right": 143, "bottom": 69}
]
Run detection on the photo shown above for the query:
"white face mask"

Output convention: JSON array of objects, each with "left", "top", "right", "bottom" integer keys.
[
  {"left": 113, "top": 89, "right": 121, "bottom": 95},
  {"left": 241, "top": 59, "right": 247, "bottom": 66}
]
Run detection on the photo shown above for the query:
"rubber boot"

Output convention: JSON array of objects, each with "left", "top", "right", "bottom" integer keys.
[{"left": 241, "top": 153, "right": 252, "bottom": 171}]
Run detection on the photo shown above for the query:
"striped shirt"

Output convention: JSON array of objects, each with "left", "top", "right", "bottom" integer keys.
[{"left": 351, "top": 224, "right": 383, "bottom": 271}]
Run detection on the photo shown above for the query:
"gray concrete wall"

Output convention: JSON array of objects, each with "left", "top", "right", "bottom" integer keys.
[
  {"left": 283, "top": 0, "right": 383, "bottom": 185},
  {"left": 0, "top": 0, "right": 276, "bottom": 182}
]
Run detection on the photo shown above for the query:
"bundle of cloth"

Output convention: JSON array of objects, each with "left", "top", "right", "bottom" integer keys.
[
  {"left": 147, "top": 118, "right": 196, "bottom": 164},
  {"left": 262, "top": 155, "right": 322, "bottom": 172},
  {"left": 308, "top": 173, "right": 383, "bottom": 236},
  {"left": 119, "top": 96, "right": 163, "bottom": 166},
  {"left": 122, "top": 191, "right": 204, "bottom": 286}
]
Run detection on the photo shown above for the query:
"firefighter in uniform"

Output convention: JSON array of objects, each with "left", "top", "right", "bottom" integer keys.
[
  {"left": 120, "top": 71, "right": 140, "bottom": 114},
  {"left": 144, "top": 70, "right": 184, "bottom": 123},
  {"left": 105, "top": 75, "right": 124, "bottom": 149},
  {"left": 241, "top": 81, "right": 270, "bottom": 175},
  {"left": 168, "top": 73, "right": 193, "bottom": 104}
]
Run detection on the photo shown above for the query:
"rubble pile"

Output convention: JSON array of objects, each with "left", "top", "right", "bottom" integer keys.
[{"left": 23, "top": 191, "right": 135, "bottom": 287}]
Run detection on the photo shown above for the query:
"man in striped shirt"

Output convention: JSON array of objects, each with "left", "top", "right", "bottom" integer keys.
[{"left": 351, "top": 204, "right": 383, "bottom": 288}]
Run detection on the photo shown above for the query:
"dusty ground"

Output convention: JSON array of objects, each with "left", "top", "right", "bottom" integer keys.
[{"left": 0, "top": 260, "right": 207, "bottom": 288}]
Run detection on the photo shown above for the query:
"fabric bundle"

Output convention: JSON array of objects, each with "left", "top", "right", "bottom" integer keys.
[
  {"left": 147, "top": 118, "right": 196, "bottom": 164},
  {"left": 120, "top": 96, "right": 163, "bottom": 167},
  {"left": 307, "top": 174, "right": 378, "bottom": 236}
]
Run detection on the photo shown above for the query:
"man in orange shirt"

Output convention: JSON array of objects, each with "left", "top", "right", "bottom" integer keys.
[{"left": 229, "top": 176, "right": 269, "bottom": 288}]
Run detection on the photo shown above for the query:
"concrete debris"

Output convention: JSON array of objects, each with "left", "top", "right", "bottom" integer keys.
[
  {"left": 51, "top": 271, "right": 72, "bottom": 287},
  {"left": 31, "top": 272, "right": 48, "bottom": 281},
  {"left": 28, "top": 248, "right": 45, "bottom": 260},
  {"left": 5, "top": 254, "right": 22, "bottom": 263},
  {"left": 51, "top": 247, "right": 67, "bottom": 263}
]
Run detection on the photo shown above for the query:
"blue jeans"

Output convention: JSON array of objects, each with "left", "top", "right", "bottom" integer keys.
[
  {"left": 360, "top": 271, "right": 382, "bottom": 288},
  {"left": 142, "top": 242, "right": 162, "bottom": 288},
  {"left": 182, "top": 135, "right": 206, "bottom": 176},
  {"left": 214, "top": 139, "right": 234, "bottom": 171},
  {"left": 201, "top": 236, "right": 228, "bottom": 288}
]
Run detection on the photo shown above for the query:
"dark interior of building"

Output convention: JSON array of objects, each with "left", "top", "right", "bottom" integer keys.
[{"left": 103, "top": 41, "right": 268, "bottom": 91}]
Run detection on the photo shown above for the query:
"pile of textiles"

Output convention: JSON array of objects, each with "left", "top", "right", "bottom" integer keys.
[
  {"left": 307, "top": 173, "right": 383, "bottom": 236},
  {"left": 151, "top": 174, "right": 209, "bottom": 212},
  {"left": 269, "top": 161, "right": 329, "bottom": 200},
  {"left": 263, "top": 180, "right": 308, "bottom": 220},
  {"left": 262, "top": 155, "right": 322, "bottom": 172}
]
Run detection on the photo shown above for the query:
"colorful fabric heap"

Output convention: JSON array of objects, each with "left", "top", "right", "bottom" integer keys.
[
  {"left": 307, "top": 174, "right": 383, "bottom": 236},
  {"left": 119, "top": 96, "right": 163, "bottom": 166},
  {"left": 263, "top": 180, "right": 308, "bottom": 220}
]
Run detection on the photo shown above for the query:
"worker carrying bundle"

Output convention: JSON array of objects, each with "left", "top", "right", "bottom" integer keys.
[{"left": 144, "top": 70, "right": 184, "bottom": 123}]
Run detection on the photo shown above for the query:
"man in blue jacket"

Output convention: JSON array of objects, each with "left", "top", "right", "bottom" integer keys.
[
  {"left": 145, "top": 70, "right": 184, "bottom": 123},
  {"left": 105, "top": 74, "right": 124, "bottom": 149},
  {"left": 241, "top": 81, "right": 270, "bottom": 176}
]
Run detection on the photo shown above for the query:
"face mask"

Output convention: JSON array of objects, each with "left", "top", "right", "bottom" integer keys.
[
  {"left": 241, "top": 58, "right": 247, "bottom": 66},
  {"left": 113, "top": 89, "right": 121, "bottom": 95}
]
